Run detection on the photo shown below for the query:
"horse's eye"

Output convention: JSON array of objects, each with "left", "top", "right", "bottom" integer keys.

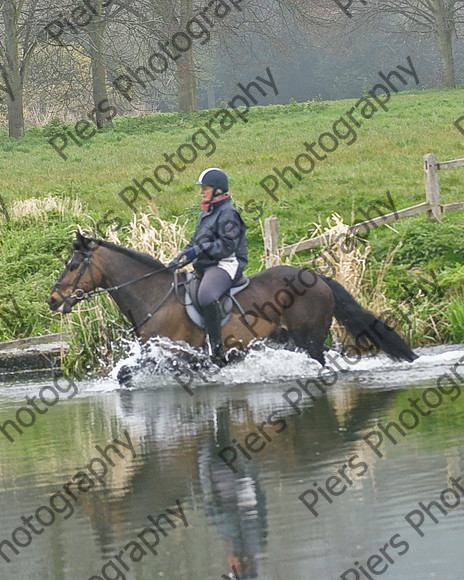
[{"left": 68, "top": 262, "right": 79, "bottom": 272}]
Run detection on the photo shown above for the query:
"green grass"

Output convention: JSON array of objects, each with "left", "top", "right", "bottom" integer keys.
[
  {"left": 1, "top": 90, "right": 463, "bottom": 232},
  {"left": 1, "top": 88, "right": 464, "bottom": 368}
]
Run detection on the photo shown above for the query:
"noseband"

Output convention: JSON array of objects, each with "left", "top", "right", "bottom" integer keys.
[{"left": 52, "top": 243, "right": 98, "bottom": 308}]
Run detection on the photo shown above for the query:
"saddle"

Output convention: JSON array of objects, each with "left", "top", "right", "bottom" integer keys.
[{"left": 183, "top": 272, "right": 250, "bottom": 329}]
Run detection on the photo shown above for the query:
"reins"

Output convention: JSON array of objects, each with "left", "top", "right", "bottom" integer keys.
[
  {"left": 53, "top": 243, "right": 187, "bottom": 334},
  {"left": 83, "top": 265, "right": 176, "bottom": 334},
  {"left": 76, "top": 266, "right": 170, "bottom": 302},
  {"left": 173, "top": 270, "right": 190, "bottom": 306}
]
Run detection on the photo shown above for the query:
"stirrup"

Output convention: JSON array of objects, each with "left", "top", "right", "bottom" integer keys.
[{"left": 204, "top": 337, "right": 226, "bottom": 366}]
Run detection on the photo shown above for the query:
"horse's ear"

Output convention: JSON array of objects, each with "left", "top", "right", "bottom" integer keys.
[{"left": 75, "top": 231, "right": 91, "bottom": 250}]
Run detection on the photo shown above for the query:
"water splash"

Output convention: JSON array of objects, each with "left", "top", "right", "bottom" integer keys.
[
  {"left": 106, "top": 338, "right": 464, "bottom": 393},
  {"left": 2, "top": 341, "right": 462, "bottom": 399}
]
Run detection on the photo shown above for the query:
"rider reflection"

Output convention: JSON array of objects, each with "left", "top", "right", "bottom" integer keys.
[{"left": 197, "top": 404, "right": 268, "bottom": 579}]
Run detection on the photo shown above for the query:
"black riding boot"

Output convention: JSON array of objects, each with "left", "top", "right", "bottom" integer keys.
[{"left": 202, "top": 300, "right": 225, "bottom": 364}]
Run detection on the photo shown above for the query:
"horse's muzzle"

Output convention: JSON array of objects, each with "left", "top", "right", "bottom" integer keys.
[{"left": 48, "top": 296, "right": 72, "bottom": 314}]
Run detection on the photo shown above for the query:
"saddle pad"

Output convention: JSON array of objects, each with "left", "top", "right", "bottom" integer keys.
[{"left": 184, "top": 272, "right": 249, "bottom": 329}]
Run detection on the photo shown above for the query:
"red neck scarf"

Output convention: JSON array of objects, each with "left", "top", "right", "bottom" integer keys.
[{"left": 200, "top": 194, "right": 230, "bottom": 212}]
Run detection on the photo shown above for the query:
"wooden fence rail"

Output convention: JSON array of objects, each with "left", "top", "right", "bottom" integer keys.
[{"left": 264, "top": 153, "right": 464, "bottom": 268}]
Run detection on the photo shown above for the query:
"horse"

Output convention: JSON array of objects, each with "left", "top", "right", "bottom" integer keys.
[{"left": 48, "top": 232, "right": 417, "bottom": 366}]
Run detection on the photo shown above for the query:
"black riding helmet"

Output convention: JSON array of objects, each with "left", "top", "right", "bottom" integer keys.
[{"left": 196, "top": 168, "right": 229, "bottom": 197}]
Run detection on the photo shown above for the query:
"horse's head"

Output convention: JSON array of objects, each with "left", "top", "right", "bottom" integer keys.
[{"left": 48, "top": 232, "right": 102, "bottom": 314}]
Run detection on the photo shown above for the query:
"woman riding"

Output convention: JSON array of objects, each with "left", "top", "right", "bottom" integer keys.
[{"left": 169, "top": 168, "right": 248, "bottom": 362}]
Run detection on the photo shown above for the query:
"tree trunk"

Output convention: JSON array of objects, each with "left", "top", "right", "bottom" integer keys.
[
  {"left": 434, "top": 0, "right": 456, "bottom": 88},
  {"left": 2, "top": 0, "right": 25, "bottom": 138},
  {"left": 6, "top": 73, "right": 25, "bottom": 138},
  {"left": 207, "top": 85, "right": 216, "bottom": 109},
  {"left": 88, "top": 0, "right": 113, "bottom": 129},
  {"left": 177, "top": 0, "right": 196, "bottom": 113},
  {"left": 177, "top": 50, "right": 197, "bottom": 113}
]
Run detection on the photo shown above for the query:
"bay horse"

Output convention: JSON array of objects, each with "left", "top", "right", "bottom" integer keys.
[{"left": 48, "top": 232, "right": 417, "bottom": 365}]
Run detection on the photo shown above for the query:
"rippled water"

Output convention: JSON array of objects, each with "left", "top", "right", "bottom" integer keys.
[{"left": 1, "top": 344, "right": 464, "bottom": 580}]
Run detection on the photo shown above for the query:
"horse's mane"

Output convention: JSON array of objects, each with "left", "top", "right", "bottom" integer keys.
[{"left": 94, "top": 239, "right": 166, "bottom": 269}]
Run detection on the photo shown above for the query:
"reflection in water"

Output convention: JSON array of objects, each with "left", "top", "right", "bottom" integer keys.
[
  {"left": 198, "top": 405, "right": 267, "bottom": 579},
  {"left": 1, "top": 346, "right": 464, "bottom": 579}
]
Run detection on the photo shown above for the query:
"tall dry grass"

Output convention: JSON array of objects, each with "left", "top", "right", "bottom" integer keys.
[
  {"left": 288, "top": 213, "right": 373, "bottom": 347},
  {"left": 10, "top": 195, "right": 84, "bottom": 220},
  {"left": 297, "top": 215, "right": 421, "bottom": 348},
  {"left": 107, "top": 203, "right": 189, "bottom": 264},
  {"left": 311, "top": 214, "right": 371, "bottom": 344},
  {"left": 310, "top": 214, "right": 369, "bottom": 299}
]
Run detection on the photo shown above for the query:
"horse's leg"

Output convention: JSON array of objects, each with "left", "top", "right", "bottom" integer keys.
[
  {"left": 288, "top": 319, "right": 332, "bottom": 365},
  {"left": 283, "top": 278, "right": 334, "bottom": 365}
]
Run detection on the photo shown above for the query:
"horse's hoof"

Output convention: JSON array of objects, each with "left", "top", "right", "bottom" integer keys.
[
  {"left": 117, "top": 365, "right": 135, "bottom": 388},
  {"left": 225, "top": 347, "right": 246, "bottom": 364},
  {"left": 139, "top": 357, "right": 158, "bottom": 373}
]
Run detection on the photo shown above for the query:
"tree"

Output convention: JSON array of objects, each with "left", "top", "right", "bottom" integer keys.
[
  {"left": 86, "top": 0, "right": 114, "bottom": 127},
  {"left": 0, "top": 0, "right": 42, "bottom": 138},
  {"left": 361, "top": 0, "right": 464, "bottom": 88},
  {"left": 135, "top": 0, "right": 197, "bottom": 113},
  {"left": 0, "top": 0, "right": 118, "bottom": 136},
  {"left": 178, "top": 0, "right": 196, "bottom": 112},
  {"left": 43, "top": 0, "right": 121, "bottom": 128},
  {"left": 108, "top": 0, "right": 337, "bottom": 113}
]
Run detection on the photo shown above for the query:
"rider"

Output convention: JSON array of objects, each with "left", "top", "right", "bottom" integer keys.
[{"left": 169, "top": 168, "right": 248, "bottom": 362}]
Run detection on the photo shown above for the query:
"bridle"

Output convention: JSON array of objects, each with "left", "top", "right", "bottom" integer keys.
[
  {"left": 52, "top": 242, "right": 177, "bottom": 333},
  {"left": 52, "top": 243, "right": 99, "bottom": 307}
]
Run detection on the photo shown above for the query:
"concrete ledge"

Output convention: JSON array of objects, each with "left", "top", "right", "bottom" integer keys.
[{"left": 0, "top": 334, "right": 69, "bottom": 382}]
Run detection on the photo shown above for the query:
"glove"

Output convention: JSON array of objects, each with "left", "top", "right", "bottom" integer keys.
[
  {"left": 168, "top": 254, "right": 188, "bottom": 271},
  {"left": 168, "top": 247, "right": 196, "bottom": 271}
]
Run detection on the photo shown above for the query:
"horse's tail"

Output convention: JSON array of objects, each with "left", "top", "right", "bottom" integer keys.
[{"left": 321, "top": 276, "right": 418, "bottom": 362}]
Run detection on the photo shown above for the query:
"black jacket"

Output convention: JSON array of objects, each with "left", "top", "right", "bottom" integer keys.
[{"left": 186, "top": 197, "right": 248, "bottom": 277}]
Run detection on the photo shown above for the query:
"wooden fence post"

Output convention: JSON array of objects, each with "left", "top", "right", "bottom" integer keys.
[
  {"left": 424, "top": 153, "right": 442, "bottom": 222},
  {"left": 264, "top": 215, "right": 280, "bottom": 268}
]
